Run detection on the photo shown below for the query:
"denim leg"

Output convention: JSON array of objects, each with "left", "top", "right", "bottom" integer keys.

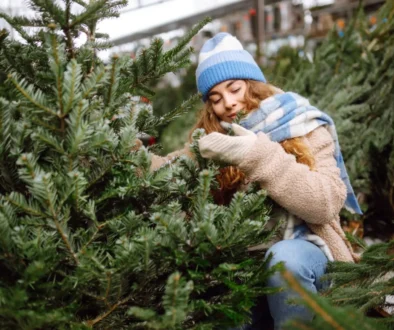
[{"left": 265, "top": 239, "right": 328, "bottom": 330}]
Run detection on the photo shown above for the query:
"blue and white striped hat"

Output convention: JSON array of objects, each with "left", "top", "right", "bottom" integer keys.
[{"left": 196, "top": 32, "right": 266, "bottom": 102}]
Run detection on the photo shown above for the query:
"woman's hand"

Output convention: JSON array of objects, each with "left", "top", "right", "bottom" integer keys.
[
  {"left": 198, "top": 124, "right": 257, "bottom": 166},
  {"left": 131, "top": 138, "right": 143, "bottom": 151}
]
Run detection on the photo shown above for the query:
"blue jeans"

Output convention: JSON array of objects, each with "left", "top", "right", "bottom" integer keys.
[{"left": 232, "top": 239, "right": 328, "bottom": 330}]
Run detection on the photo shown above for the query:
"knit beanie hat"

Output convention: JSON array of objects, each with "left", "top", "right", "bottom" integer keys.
[{"left": 196, "top": 32, "right": 266, "bottom": 102}]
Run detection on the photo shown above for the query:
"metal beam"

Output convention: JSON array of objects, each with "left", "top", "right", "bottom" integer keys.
[
  {"left": 120, "top": 0, "right": 175, "bottom": 14},
  {"left": 112, "top": 0, "right": 282, "bottom": 45},
  {"left": 255, "top": 0, "right": 265, "bottom": 64},
  {"left": 309, "top": 0, "right": 384, "bottom": 16}
]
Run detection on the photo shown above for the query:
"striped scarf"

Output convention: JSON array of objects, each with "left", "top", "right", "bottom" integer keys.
[{"left": 240, "top": 92, "right": 362, "bottom": 215}]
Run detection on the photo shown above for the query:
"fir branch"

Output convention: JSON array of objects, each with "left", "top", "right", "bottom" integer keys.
[
  {"left": 81, "top": 64, "right": 107, "bottom": 100},
  {"left": 193, "top": 170, "right": 214, "bottom": 223},
  {"left": 0, "top": 202, "right": 17, "bottom": 250},
  {"left": 66, "top": 99, "right": 91, "bottom": 158},
  {"left": 97, "top": 0, "right": 128, "bottom": 20},
  {"left": 82, "top": 290, "right": 108, "bottom": 304},
  {"left": 72, "top": 0, "right": 88, "bottom": 8},
  {"left": 86, "top": 157, "right": 115, "bottom": 189},
  {"left": 161, "top": 272, "right": 193, "bottom": 327},
  {"left": 345, "top": 232, "right": 367, "bottom": 250},
  {"left": 126, "top": 22, "right": 207, "bottom": 92},
  {"left": 17, "top": 154, "right": 79, "bottom": 265},
  {"left": 0, "top": 97, "right": 16, "bottom": 153},
  {"left": 140, "top": 48, "right": 150, "bottom": 76},
  {"left": 5, "top": 192, "right": 47, "bottom": 218},
  {"left": 85, "top": 295, "right": 132, "bottom": 327},
  {"left": 30, "top": 0, "right": 66, "bottom": 26},
  {"left": 118, "top": 124, "right": 137, "bottom": 155},
  {"left": 32, "top": 127, "right": 66, "bottom": 155},
  {"left": 104, "top": 272, "right": 112, "bottom": 306},
  {"left": 0, "top": 13, "right": 44, "bottom": 28},
  {"left": 17, "top": 154, "right": 38, "bottom": 181},
  {"left": 79, "top": 210, "right": 129, "bottom": 254},
  {"left": 0, "top": 28, "right": 8, "bottom": 46},
  {"left": 0, "top": 13, "right": 36, "bottom": 43},
  {"left": 63, "top": 59, "right": 82, "bottom": 115},
  {"left": 85, "top": 124, "right": 118, "bottom": 152},
  {"left": 173, "top": 46, "right": 194, "bottom": 64},
  {"left": 68, "top": 171, "right": 88, "bottom": 211},
  {"left": 56, "top": 184, "right": 75, "bottom": 213},
  {"left": 31, "top": 118, "right": 62, "bottom": 133},
  {"left": 223, "top": 192, "right": 244, "bottom": 241},
  {"left": 69, "top": 0, "right": 108, "bottom": 28},
  {"left": 8, "top": 74, "right": 57, "bottom": 117},
  {"left": 134, "top": 83, "right": 155, "bottom": 98},
  {"left": 41, "top": 174, "right": 79, "bottom": 265},
  {"left": 131, "top": 60, "right": 139, "bottom": 86},
  {"left": 138, "top": 93, "right": 199, "bottom": 133},
  {"left": 95, "top": 32, "right": 110, "bottom": 39},
  {"left": 86, "top": 40, "right": 113, "bottom": 51},
  {"left": 47, "top": 33, "right": 65, "bottom": 124},
  {"left": 52, "top": 216, "right": 79, "bottom": 265},
  {"left": 149, "top": 38, "right": 163, "bottom": 72},
  {"left": 106, "top": 55, "right": 119, "bottom": 107},
  {"left": 150, "top": 212, "right": 188, "bottom": 247},
  {"left": 159, "top": 93, "right": 200, "bottom": 125},
  {"left": 163, "top": 17, "right": 211, "bottom": 61},
  {"left": 79, "top": 223, "right": 105, "bottom": 254}
]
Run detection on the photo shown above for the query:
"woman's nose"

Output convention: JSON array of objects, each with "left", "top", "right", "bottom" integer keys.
[{"left": 223, "top": 95, "right": 236, "bottom": 109}]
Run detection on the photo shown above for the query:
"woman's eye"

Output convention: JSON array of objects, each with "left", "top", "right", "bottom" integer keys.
[
  {"left": 212, "top": 98, "right": 221, "bottom": 104},
  {"left": 232, "top": 88, "right": 240, "bottom": 94}
]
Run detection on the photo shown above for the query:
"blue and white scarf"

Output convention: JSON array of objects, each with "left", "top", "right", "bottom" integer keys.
[{"left": 240, "top": 92, "right": 362, "bottom": 215}]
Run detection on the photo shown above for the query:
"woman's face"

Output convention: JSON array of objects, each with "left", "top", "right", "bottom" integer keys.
[{"left": 207, "top": 80, "right": 247, "bottom": 123}]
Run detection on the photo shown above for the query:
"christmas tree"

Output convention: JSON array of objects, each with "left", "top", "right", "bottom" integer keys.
[{"left": 0, "top": 1, "right": 281, "bottom": 328}]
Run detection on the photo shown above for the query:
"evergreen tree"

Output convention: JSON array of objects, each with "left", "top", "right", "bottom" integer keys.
[{"left": 0, "top": 1, "right": 279, "bottom": 328}]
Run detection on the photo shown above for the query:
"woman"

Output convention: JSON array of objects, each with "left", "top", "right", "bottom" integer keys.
[{"left": 151, "top": 32, "right": 361, "bottom": 329}]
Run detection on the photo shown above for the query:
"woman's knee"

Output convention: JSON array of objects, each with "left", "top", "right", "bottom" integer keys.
[
  {"left": 266, "top": 240, "right": 301, "bottom": 273},
  {"left": 265, "top": 239, "right": 327, "bottom": 275}
]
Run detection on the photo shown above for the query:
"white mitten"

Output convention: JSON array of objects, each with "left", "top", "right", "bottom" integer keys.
[{"left": 198, "top": 124, "right": 257, "bottom": 165}]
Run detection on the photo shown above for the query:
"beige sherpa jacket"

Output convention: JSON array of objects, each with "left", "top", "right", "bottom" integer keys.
[{"left": 150, "top": 126, "right": 358, "bottom": 263}]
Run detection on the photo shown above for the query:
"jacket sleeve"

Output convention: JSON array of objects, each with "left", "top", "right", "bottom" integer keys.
[{"left": 238, "top": 126, "right": 347, "bottom": 225}]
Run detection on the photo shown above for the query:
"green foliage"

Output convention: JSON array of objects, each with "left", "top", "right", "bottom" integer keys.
[
  {"left": 153, "top": 64, "right": 203, "bottom": 154},
  {"left": 324, "top": 240, "right": 394, "bottom": 326},
  {"left": 0, "top": 1, "right": 277, "bottom": 329},
  {"left": 281, "top": 240, "right": 394, "bottom": 330},
  {"left": 263, "top": 45, "right": 305, "bottom": 87},
  {"left": 281, "top": 269, "right": 390, "bottom": 330}
]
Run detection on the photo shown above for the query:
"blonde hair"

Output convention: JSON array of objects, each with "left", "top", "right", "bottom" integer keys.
[{"left": 190, "top": 80, "right": 316, "bottom": 204}]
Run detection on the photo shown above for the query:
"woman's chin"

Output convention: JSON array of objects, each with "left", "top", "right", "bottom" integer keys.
[{"left": 222, "top": 118, "right": 233, "bottom": 123}]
